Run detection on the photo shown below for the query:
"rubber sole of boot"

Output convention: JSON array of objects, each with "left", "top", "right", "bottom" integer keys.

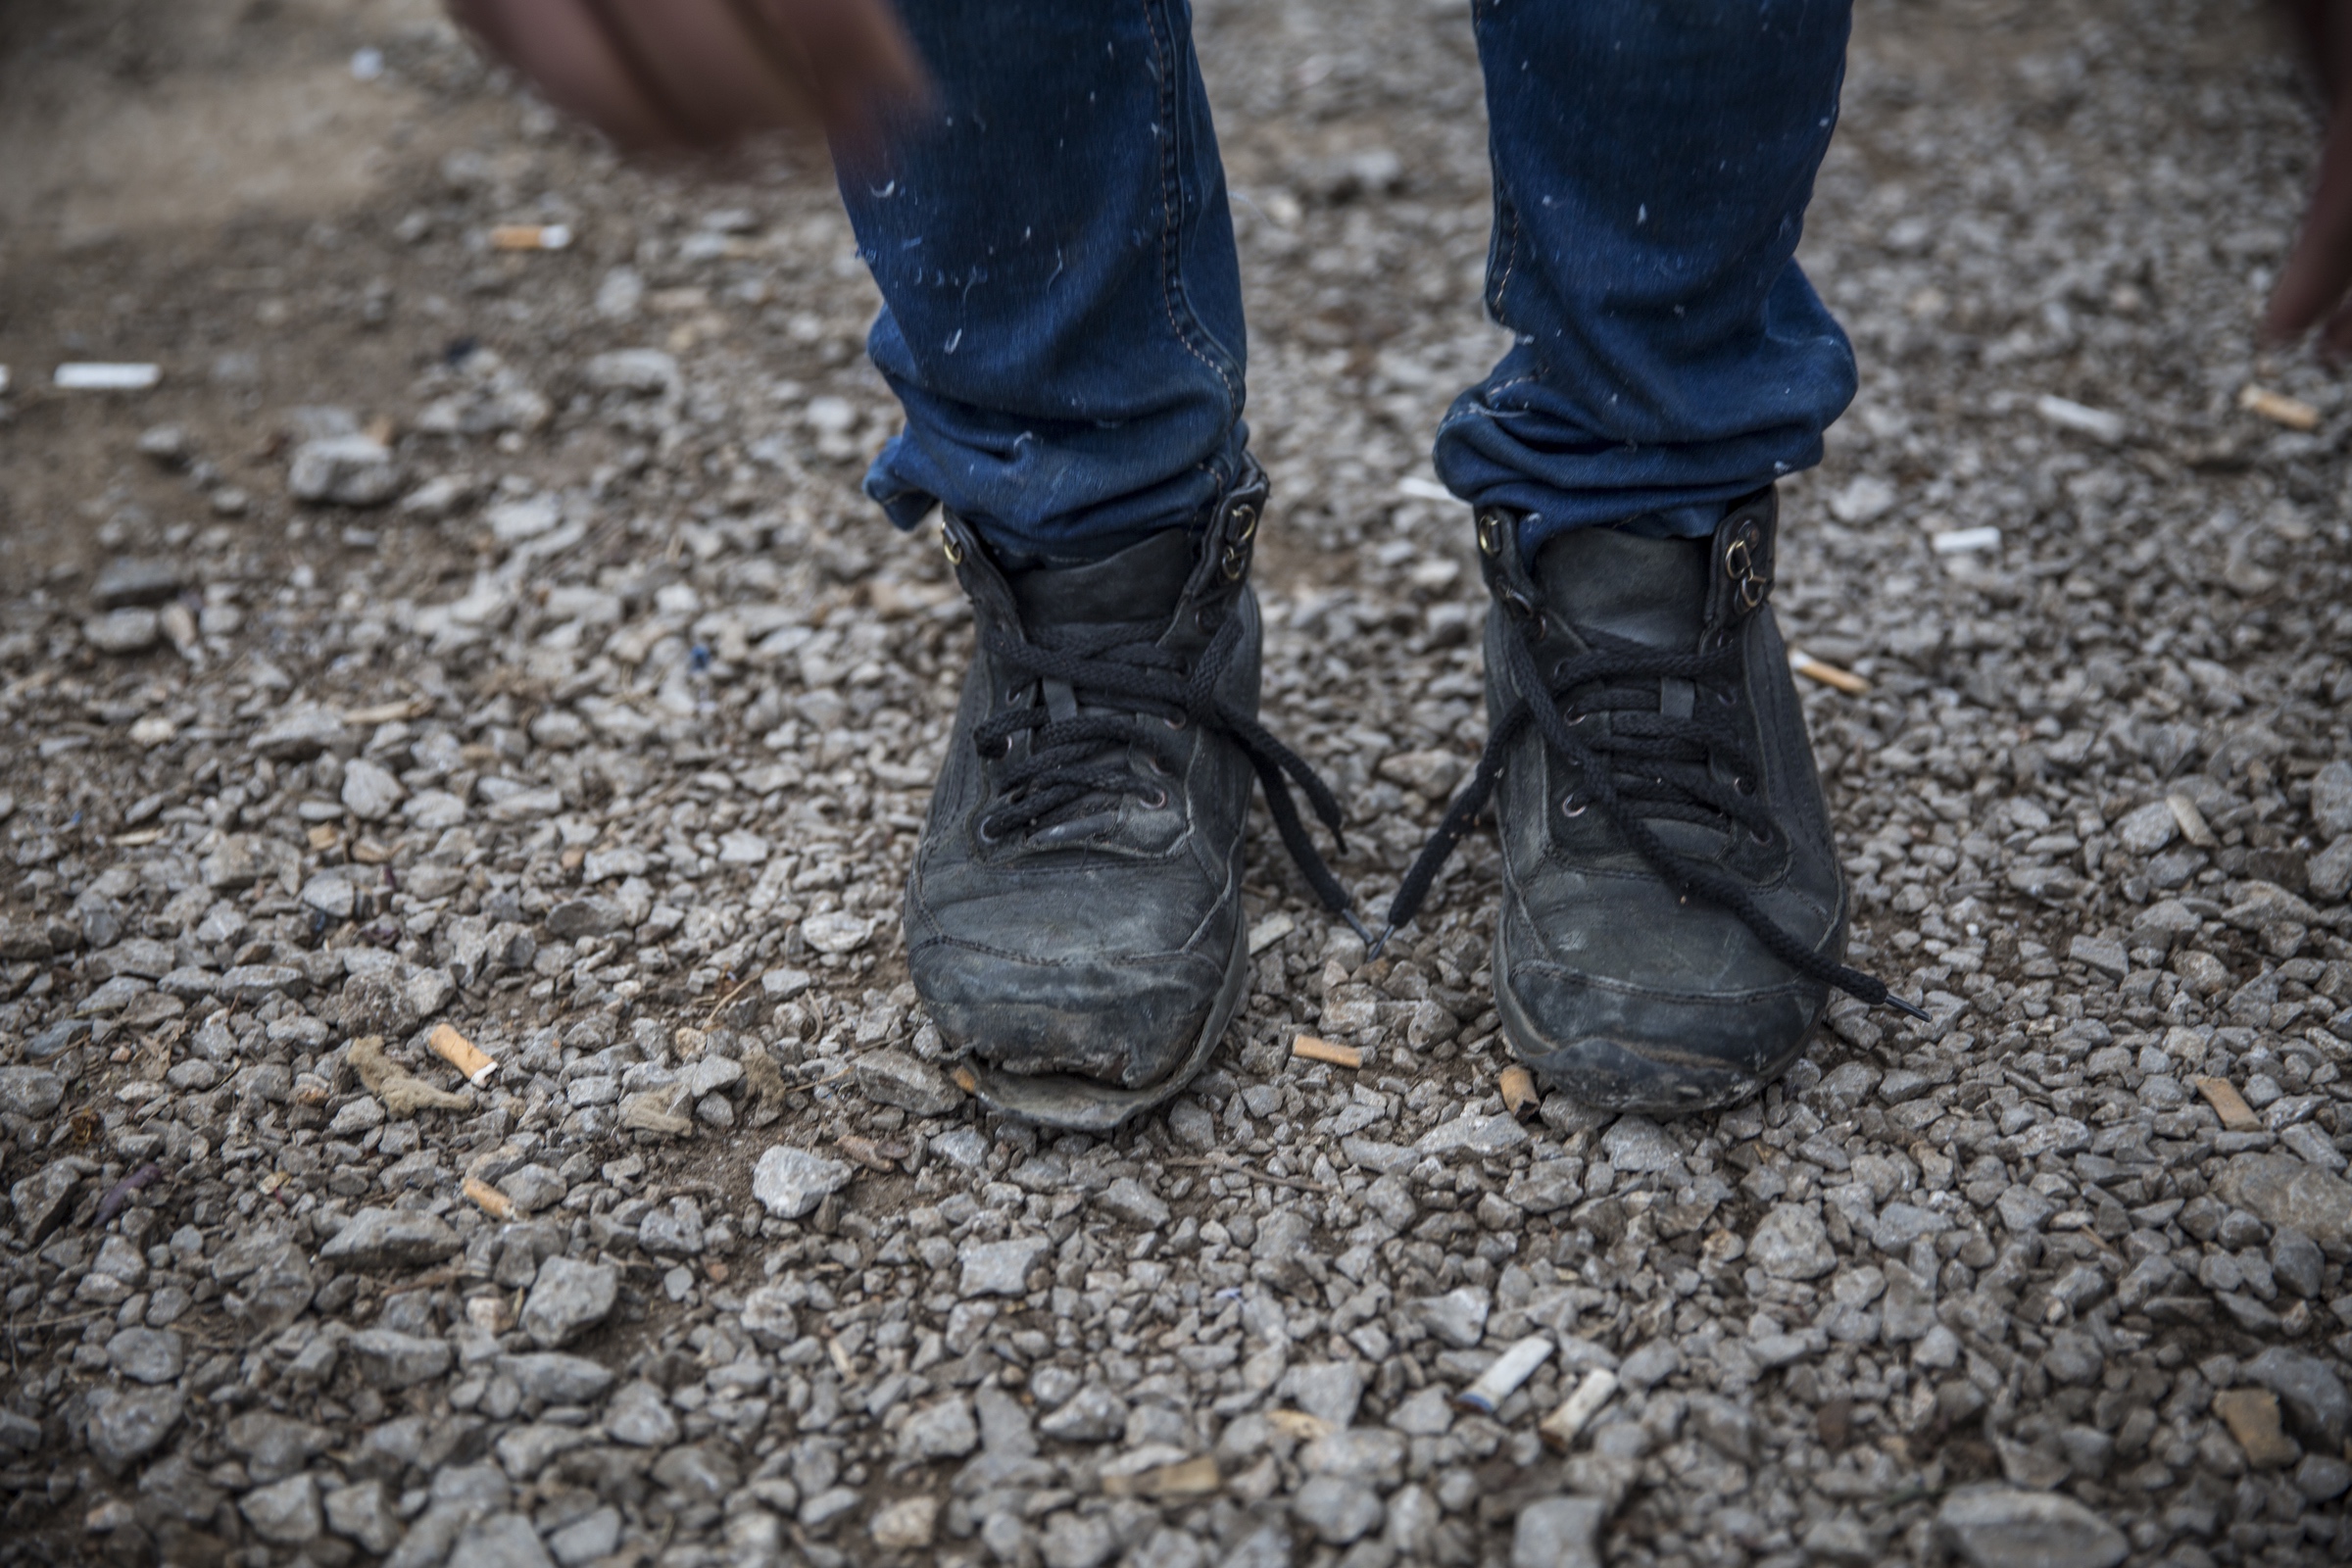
[
  {"left": 1491, "top": 926, "right": 1819, "bottom": 1117},
  {"left": 960, "top": 913, "right": 1250, "bottom": 1134}
]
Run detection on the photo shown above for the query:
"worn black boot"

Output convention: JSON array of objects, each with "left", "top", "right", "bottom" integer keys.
[
  {"left": 907, "top": 461, "right": 1357, "bottom": 1131},
  {"left": 1381, "top": 488, "right": 1920, "bottom": 1114}
]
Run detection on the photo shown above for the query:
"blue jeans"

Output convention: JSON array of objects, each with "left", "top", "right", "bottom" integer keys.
[{"left": 840, "top": 0, "right": 1857, "bottom": 560}]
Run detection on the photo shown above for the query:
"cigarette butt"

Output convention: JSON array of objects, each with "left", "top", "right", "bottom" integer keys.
[
  {"left": 2035, "top": 394, "right": 2127, "bottom": 444},
  {"left": 55, "top": 362, "right": 162, "bottom": 391},
  {"left": 1455, "top": 1334, "right": 1554, "bottom": 1414},
  {"left": 1102, "top": 1454, "right": 1223, "bottom": 1499},
  {"left": 429, "top": 1022, "right": 500, "bottom": 1088},
  {"left": 1538, "top": 1369, "right": 1619, "bottom": 1451},
  {"left": 462, "top": 1175, "right": 514, "bottom": 1220},
  {"left": 2239, "top": 384, "right": 2320, "bottom": 432},
  {"left": 1499, "top": 1065, "right": 1541, "bottom": 1120},
  {"left": 490, "top": 223, "right": 572, "bottom": 252},
  {"left": 836, "top": 1134, "right": 896, "bottom": 1173},
  {"left": 1789, "top": 651, "right": 1870, "bottom": 695},
  {"left": 1931, "top": 525, "right": 2003, "bottom": 557},
  {"left": 2165, "top": 792, "right": 2216, "bottom": 849},
  {"left": 341, "top": 697, "right": 434, "bottom": 726},
  {"left": 2193, "top": 1076, "right": 2263, "bottom": 1134},
  {"left": 1292, "top": 1034, "right": 1362, "bottom": 1069}
]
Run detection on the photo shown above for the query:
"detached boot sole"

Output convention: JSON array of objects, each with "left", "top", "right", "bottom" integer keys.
[{"left": 959, "top": 916, "right": 1249, "bottom": 1133}]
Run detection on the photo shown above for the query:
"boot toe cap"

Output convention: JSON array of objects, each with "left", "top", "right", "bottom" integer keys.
[
  {"left": 906, "top": 886, "right": 1238, "bottom": 1090},
  {"left": 1496, "top": 894, "right": 1833, "bottom": 1114},
  {"left": 1498, "top": 961, "right": 1825, "bottom": 1114}
]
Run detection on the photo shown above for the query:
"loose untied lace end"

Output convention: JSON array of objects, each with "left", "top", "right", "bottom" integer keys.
[
  {"left": 1343, "top": 909, "right": 1380, "bottom": 952},
  {"left": 1886, "top": 994, "right": 1934, "bottom": 1022}
]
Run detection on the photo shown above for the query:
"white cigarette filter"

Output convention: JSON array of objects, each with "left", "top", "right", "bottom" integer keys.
[
  {"left": 1454, "top": 1334, "right": 1554, "bottom": 1414},
  {"left": 1537, "top": 1368, "right": 1620, "bottom": 1450},
  {"left": 1931, "top": 525, "right": 2002, "bottom": 556},
  {"left": 55, "top": 363, "right": 162, "bottom": 391}
]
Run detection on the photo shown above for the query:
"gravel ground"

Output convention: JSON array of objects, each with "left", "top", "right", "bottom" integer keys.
[{"left": 7, "top": 0, "right": 2352, "bottom": 1565}]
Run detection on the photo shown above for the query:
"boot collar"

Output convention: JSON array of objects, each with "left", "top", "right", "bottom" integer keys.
[
  {"left": 1006, "top": 531, "right": 1195, "bottom": 630},
  {"left": 1477, "top": 485, "right": 1779, "bottom": 647},
  {"left": 940, "top": 455, "right": 1269, "bottom": 637}
]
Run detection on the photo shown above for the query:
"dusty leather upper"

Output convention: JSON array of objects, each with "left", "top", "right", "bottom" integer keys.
[
  {"left": 905, "top": 475, "right": 1266, "bottom": 1091},
  {"left": 1485, "top": 489, "right": 1849, "bottom": 1111}
]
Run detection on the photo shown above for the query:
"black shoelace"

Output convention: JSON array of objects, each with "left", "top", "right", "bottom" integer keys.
[
  {"left": 972, "top": 610, "right": 1374, "bottom": 942},
  {"left": 1377, "top": 612, "right": 1927, "bottom": 1018}
]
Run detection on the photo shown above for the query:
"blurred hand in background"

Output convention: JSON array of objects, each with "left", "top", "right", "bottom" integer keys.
[
  {"left": 2266, "top": 0, "right": 2352, "bottom": 348},
  {"left": 446, "top": 0, "right": 927, "bottom": 171}
]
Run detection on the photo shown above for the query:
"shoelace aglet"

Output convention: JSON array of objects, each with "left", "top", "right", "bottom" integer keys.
[
  {"left": 1343, "top": 910, "right": 1382, "bottom": 954},
  {"left": 1885, "top": 994, "right": 1934, "bottom": 1022}
]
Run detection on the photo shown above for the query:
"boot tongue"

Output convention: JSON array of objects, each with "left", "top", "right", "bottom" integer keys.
[
  {"left": 1531, "top": 526, "right": 1710, "bottom": 651},
  {"left": 1007, "top": 528, "right": 1197, "bottom": 632},
  {"left": 998, "top": 528, "right": 1197, "bottom": 841}
]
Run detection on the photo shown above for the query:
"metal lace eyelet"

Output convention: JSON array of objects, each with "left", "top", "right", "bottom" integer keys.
[
  {"left": 1477, "top": 510, "right": 1506, "bottom": 557},
  {"left": 1749, "top": 825, "right": 1774, "bottom": 846},
  {"left": 1560, "top": 793, "right": 1588, "bottom": 819},
  {"left": 1723, "top": 528, "right": 1770, "bottom": 610},
  {"left": 1164, "top": 713, "right": 1187, "bottom": 730},
  {"left": 1230, "top": 503, "right": 1259, "bottom": 543},
  {"left": 943, "top": 528, "right": 965, "bottom": 566},
  {"left": 1735, "top": 776, "right": 1757, "bottom": 797},
  {"left": 976, "top": 816, "right": 1004, "bottom": 845},
  {"left": 1141, "top": 788, "right": 1169, "bottom": 810}
]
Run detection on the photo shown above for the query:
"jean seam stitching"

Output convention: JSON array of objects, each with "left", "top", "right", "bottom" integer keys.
[
  {"left": 1477, "top": 0, "right": 1521, "bottom": 318},
  {"left": 1494, "top": 185, "right": 1521, "bottom": 317},
  {"left": 1142, "top": 0, "right": 1242, "bottom": 424}
]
